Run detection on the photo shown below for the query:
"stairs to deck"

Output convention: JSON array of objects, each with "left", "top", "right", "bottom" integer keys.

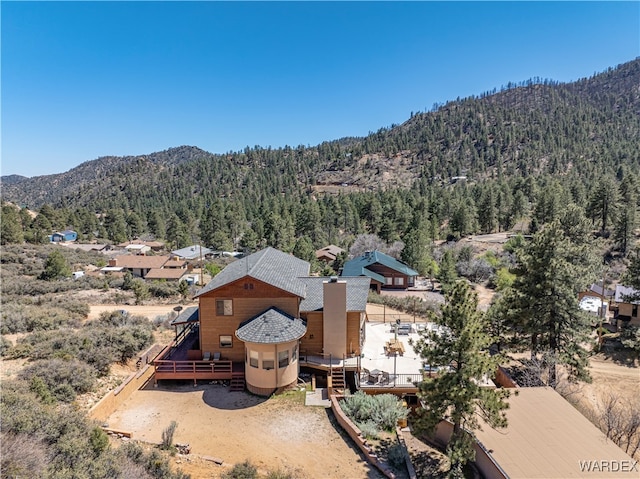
[
  {"left": 229, "top": 372, "right": 245, "bottom": 391},
  {"left": 331, "top": 367, "right": 346, "bottom": 394}
]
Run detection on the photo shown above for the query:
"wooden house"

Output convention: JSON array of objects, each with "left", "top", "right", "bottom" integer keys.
[
  {"left": 612, "top": 284, "right": 640, "bottom": 327},
  {"left": 155, "top": 247, "right": 370, "bottom": 396},
  {"left": 341, "top": 250, "right": 418, "bottom": 293}
]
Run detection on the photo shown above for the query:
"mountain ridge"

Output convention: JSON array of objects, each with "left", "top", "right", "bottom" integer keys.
[{"left": 2, "top": 58, "right": 639, "bottom": 210}]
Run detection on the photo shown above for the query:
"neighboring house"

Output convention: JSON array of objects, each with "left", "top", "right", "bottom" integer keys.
[
  {"left": 156, "top": 247, "right": 370, "bottom": 396},
  {"left": 104, "top": 255, "right": 170, "bottom": 279},
  {"left": 171, "top": 245, "right": 213, "bottom": 261},
  {"left": 612, "top": 284, "right": 640, "bottom": 327},
  {"left": 124, "top": 243, "right": 151, "bottom": 255},
  {"left": 578, "top": 283, "right": 614, "bottom": 302},
  {"left": 145, "top": 257, "right": 189, "bottom": 281},
  {"left": 51, "top": 230, "right": 78, "bottom": 242},
  {"left": 341, "top": 250, "right": 418, "bottom": 292},
  {"left": 468, "top": 387, "right": 635, "bottom": 479},
  {"left": 315, "top": 244, "right": 345, "bottom": 263},
  {"left": 144, "top": 268, "right": 187, "bottom": 282},
  {"left": 60, "top": 243, "right": 108, "bottom": 253},
  {"left": 118, "top": 240, "right": 165, "bottom": 252}
]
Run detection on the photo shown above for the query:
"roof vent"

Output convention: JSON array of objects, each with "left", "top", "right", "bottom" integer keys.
[{"left": 329, "top": 276, "right": 338, "bottom": 283}]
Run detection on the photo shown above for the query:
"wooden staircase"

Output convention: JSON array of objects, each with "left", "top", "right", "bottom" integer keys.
[
  {"left": 229, "top": 372, "right": 245, "bottom": 391},
  {"left": 331, "top": 366, "right": 346, "bottom": 394}
]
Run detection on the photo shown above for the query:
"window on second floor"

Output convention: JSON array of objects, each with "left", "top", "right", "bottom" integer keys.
[{"left": 216, "top": 299, "right": 233, "bottom": 316}]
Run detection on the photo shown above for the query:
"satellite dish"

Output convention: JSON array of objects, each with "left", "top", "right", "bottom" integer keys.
[{"left": 173, "top": 306, "right": 183, "bottom": 312}]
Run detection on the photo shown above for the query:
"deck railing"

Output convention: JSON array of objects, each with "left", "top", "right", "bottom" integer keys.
[
  {"left": 358, "top": 372, "right": 423, "bottom": 389},
  {"left": 154, "top": 359, "right": 233, "bottom": 375}
]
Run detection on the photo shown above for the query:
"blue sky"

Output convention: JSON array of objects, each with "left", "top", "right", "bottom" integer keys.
[{"left": 2, "top": 1, "right": 639, "bottom": 177}]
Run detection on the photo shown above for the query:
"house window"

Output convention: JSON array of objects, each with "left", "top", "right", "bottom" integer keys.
[
  {"left": 216, "top": 299, "right": 233, "bottom": 316},
  {"left": 220, "top": 335, "right": 232, "bottom": 348},
  {"left": 385, "top": 277, "right": 393, "bottom": 285},
  {"left": 292, "top": 345, "right": 298, "bottom": 361},
  {"left": 278, "top": 350, "right": 289, "bottom": 368},
  {"left": 262, "top": 352, "right": 274, "bottom": 370},
  {"left": 394, "top": 277, "right": 404, "bottom": 286},
  {"left": 243, "top": 283, "right": 254, "bottom": 290},
  {"left": 249, "top": 350, "right": 259, "bottom": 368}
]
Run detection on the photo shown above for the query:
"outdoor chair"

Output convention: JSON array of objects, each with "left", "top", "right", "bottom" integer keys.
[
  {"left": 213, "top": 352, "right": 221, "bottom": 361},
  {"left": 203, "top": 351, "right": 211, "bottom": 361},
  {"left": 380, "top": 371, "right": 390, "bottom": 385},
  {"left": 361, "top": 368, "right": 371, "bottom": 384}
]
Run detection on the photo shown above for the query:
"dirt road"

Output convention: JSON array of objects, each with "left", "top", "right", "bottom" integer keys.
[{"left": 87, "top": 303, "right": 197, "bottom": 321}]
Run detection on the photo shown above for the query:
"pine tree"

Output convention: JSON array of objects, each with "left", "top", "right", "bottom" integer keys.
[
  {"left": 588, "top": 176, "right": 619, "bottom": 235},
  {"left": 412, "top": 281, "right": 509, "bottom": 477},
  {"left": 1, "top": 204, "right": 24, "bottom": 245},
  {"left": 498, "top": 220, "right": 596, "bottom": 387},
  {"left": 614, "top": 174, "right": 637, "bottom": 255},
  {"left": 39, "top": 250, "right": 71, "bottom": 281},
  {"left": 623, "top": 246, "right": 640, "bottom": 293},
  {"left": 437, "top": 249, "right": 458, "bottom": 293}
]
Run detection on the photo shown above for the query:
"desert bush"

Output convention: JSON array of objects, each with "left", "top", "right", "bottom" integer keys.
[
  {"left": 341, "top": 391, "right": 408, "bottom": 435},
  {"left": 0, "top": 302, "right": 84, "bottom": 334},
  {"left": 456, "top": 258, "right": 494, "bottom": 282},
  {"left": 148, "top": 280, "right": 179, "bottom": 298},
  {"left": 358, "top": 420, "right": 380, "bottom": 440},
  {"left": 1, "top": 432, "right": 50, "bottom": 479},
  {"left": 387, "top": 443, "right": 407, "bottom": 469},
  {"left": 0, "top": 334, "right": 12, "bottom": 356},
  {"left": 370, "top": 394, "right": 409, "bottom": 430},
  {"left": 20, "top": 358, "right": 96, "bottom": 402},
  {"left": 367, "top": 291, "right": 440, "bottom": 317},
  {"left": 13, "top": 317, "right": 153, "bottom": 376},
  {"left": 161, "top": 421, "right": 178, "bottom": 450},
  {"left": 1, "top": 379, "right": 190, "bottom": 478},
  {"left": 221, "top": 460, "right": 259, "bottom": 479},
  {"left": 265, "top": 468, "right": 304, "bottom": 479},
  {"left": 341, "top": 390, "right": 376, "bottom": 423}
]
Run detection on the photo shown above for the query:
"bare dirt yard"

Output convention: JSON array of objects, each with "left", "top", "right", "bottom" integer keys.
[{"left": 105, "top": 383, "right": 383, "bottom": 479}]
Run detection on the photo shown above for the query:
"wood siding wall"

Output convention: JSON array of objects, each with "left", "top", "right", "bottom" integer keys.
[
  {"left": 199, "top": 277, "right": 299, "bottom": 362},
  {"left": 300, "top": 311, "right": 323, "bottom": 355},
  {"left": 300, "top": 310, "right": 363, "bottom": 357},
  {"left": 366, "top": 263, "right": 414, "bottom": 289}
]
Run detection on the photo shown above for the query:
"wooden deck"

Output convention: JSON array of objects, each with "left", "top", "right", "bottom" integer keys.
[
  {"left": 153, "top": 330, "right": 245, "bottom": 384},
  {"left": 154, "top": 359, "right": 235, "bottom": 381}
]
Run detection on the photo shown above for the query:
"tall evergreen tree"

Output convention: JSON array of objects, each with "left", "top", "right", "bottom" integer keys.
[
  {"left": 614, "top": 174, "right": 637, "bottom": 255},
  {"left": 437, "top": 249, "right": 458, "bottom": 293},
  {"left": 1, "top": 204, "right": 24, "bottom": 245},
  {"left": 413, "top": 281, "right": 509, "bottom": 478},
  {"left": 495, "top": 220, "right": 596, "bottom": 387},
  {"left": 104, "top": 209, "right": 127, "bottom": 244},
  {"left": 588, "top": 176, "right": 619, "bottom": 235},
  {"left": 39, "top": 250, "right": 71, "bottom": 281}
]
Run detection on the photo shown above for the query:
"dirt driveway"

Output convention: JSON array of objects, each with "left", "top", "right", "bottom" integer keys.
[
  {"left": 87, "top": 303, "right": 196, "bottom": 321},
  {"left": 105, "top": 383, "right": 382, "bottom": 479}
]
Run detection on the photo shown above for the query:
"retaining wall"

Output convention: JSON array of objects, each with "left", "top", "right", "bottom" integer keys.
[{"left": 330, "top": 394, "right": 397, "bottom": 478}]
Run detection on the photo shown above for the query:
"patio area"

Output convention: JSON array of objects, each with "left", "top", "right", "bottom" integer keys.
[{"left": 357, "top": 321, "right": 433, "bottom": 388}]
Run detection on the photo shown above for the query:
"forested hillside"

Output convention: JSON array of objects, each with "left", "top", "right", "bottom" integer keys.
[{"left": 2, "top": 59, "right": 639, "bottom": 262}]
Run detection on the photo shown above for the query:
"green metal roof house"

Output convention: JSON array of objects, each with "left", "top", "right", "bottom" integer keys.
[{"left": 341, "top": 250, "right": 418, "bottom": 293}]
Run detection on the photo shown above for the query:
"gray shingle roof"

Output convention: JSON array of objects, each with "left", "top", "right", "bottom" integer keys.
[
  {"left": 235, "top": 307, "right": 307, "bottom": 344},
  {"left": 299, "top": 276, "right": 371, "bottom": 312},
  {"left": 195, "top": 247, "right": 310, "bottom": 298},
  {"left": 615, "top": 284, "right": 640, "bottom": 304},
  {"left": 171, "top": 245, "right": 213, "bottom": 260},
  {"left": 170, "top": 306, "right": 199, "bottom": 326}
]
